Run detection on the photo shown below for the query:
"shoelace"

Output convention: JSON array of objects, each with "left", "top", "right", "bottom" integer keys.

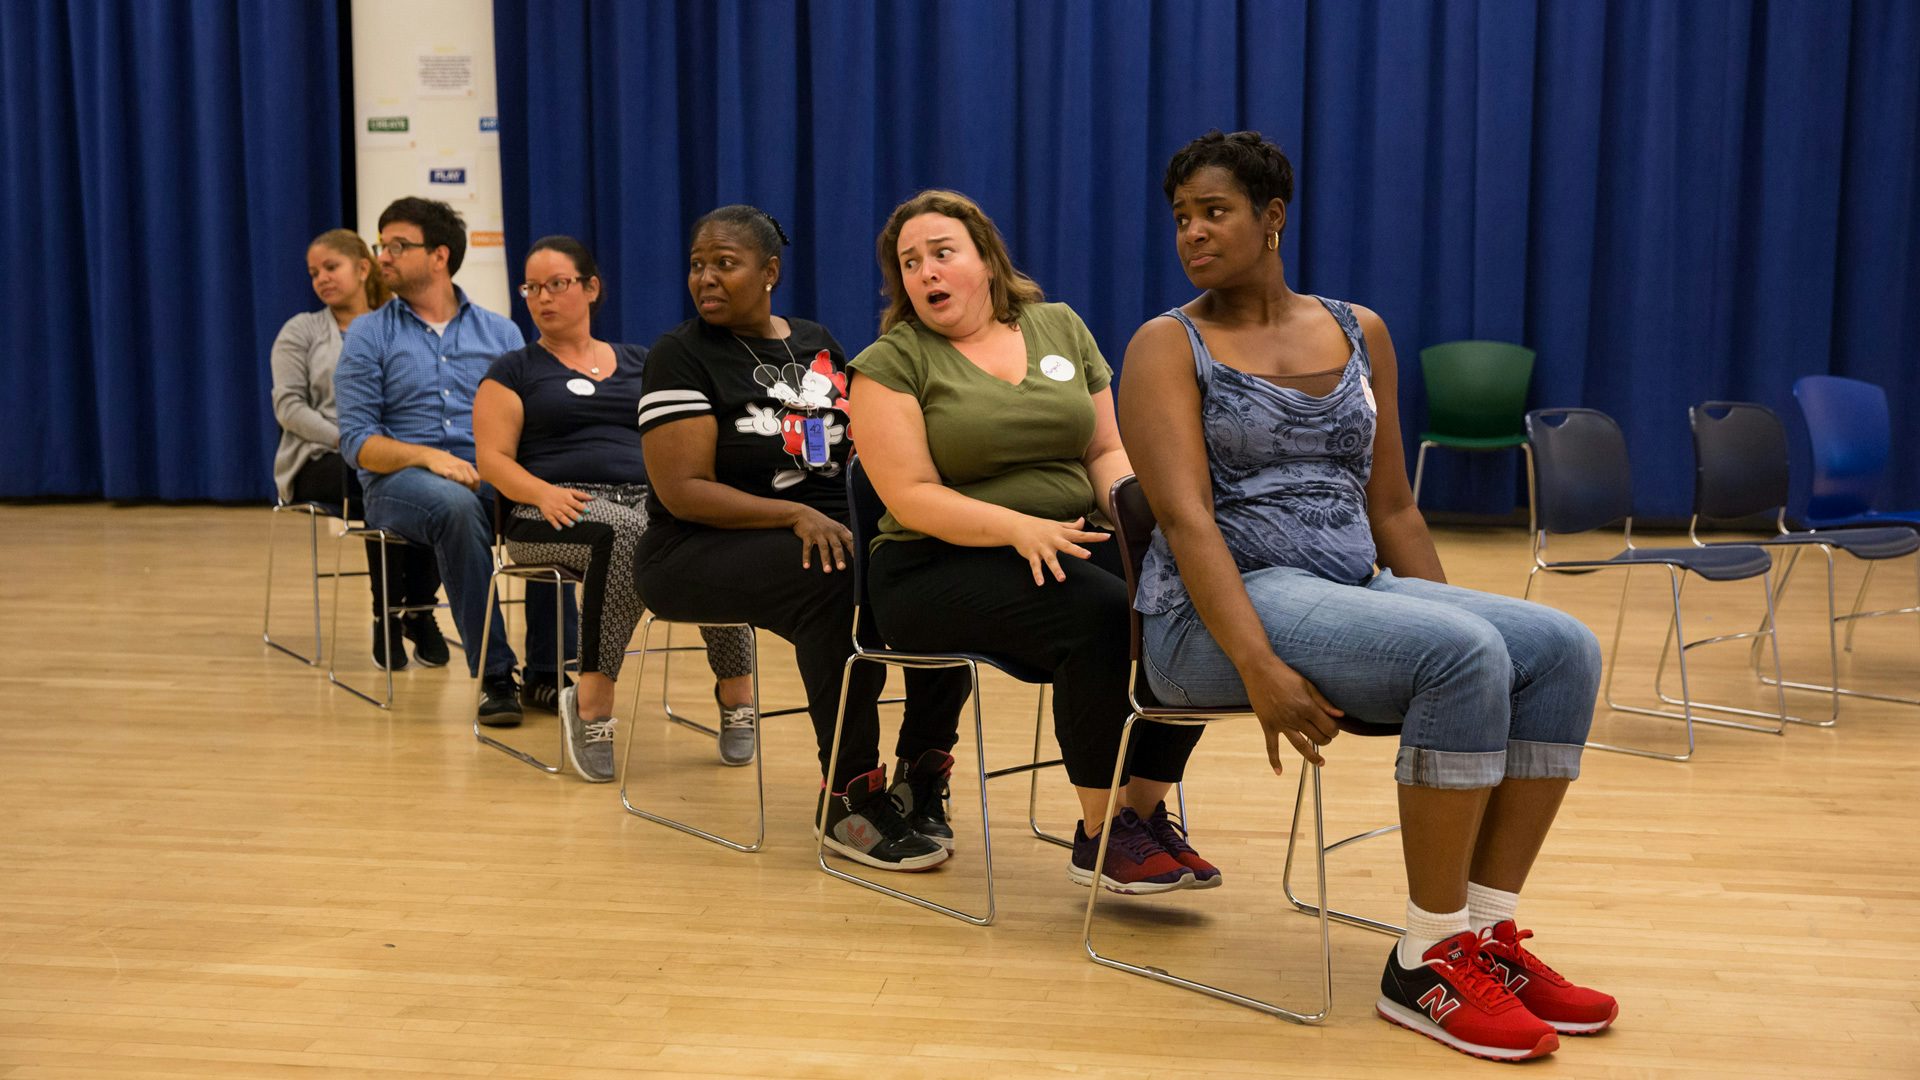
[
  {"left": 1425, "top": 931, "right": 1522, "bottom": 1010},
  {"left": 583, "top": 717, "right": 617, "bottom": 743},
  {"left": 719, "top": 704, "right": 755, "bottom": 731},
  {"left": 1495, "top": 926, "right": 1568, "bottom": 985},
  {"left": 1104, "top": 816, "right": 1168, "bottom": 865},
  {"left": 1146, "top": 811, "right": 1199, "bottom": 856}
]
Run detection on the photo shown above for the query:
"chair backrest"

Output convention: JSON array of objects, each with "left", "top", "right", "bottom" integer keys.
[
  {"left": 1110, "top": 475, "right": 1155, "bottom": 666},
  {"left": 1523, "top": 407, "right": 1634, "bottom": 535},
  {"left": 1418, "top": 340, "right": 1536, "bottom": 440},
  {"left": 1688, "top": 401, "right": 1790, "bottom": 521},
  {"left": 1794, "top": 375, "right": 1890, "bottom": 521},
  {"left": 844, "top": 455, "right": 888, "bottom": 648}
]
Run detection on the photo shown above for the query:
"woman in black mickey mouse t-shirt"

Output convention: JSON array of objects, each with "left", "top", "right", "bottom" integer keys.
[{"left": 637, "top": 205, "right": 969, "bottom": 873}]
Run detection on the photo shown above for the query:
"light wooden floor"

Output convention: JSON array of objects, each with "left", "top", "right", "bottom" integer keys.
[{"left": 3, "top": 505, "right": 1917, "bottom": 1079}]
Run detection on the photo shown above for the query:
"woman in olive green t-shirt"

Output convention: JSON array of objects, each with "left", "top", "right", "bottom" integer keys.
[{"left": 848, "top": 189, "right": 1217, "bottom": 895}]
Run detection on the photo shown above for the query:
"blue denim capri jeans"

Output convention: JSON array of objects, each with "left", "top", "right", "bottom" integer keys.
[{"left": 1143, "top": 568, "right": 1602, "bottom": 790}]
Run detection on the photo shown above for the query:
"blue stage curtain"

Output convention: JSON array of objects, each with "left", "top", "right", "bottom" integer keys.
[
  {"left": 496, "top": 0, "right": 1920, "bottom": 518},
  {"left": 0, "top": 0, "right": 343, "bottom": 500}
]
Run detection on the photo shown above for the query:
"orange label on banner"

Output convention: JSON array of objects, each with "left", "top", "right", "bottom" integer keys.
[{"left": 471, "top": 231, "right": 505, "bottom": 247}]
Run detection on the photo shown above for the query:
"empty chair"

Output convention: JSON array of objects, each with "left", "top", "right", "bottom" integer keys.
[
  {"left": 1412, "top": 340, "right": 1535, "bottom": 508},
  {"left": 1523, "top": 408, "right": 1788, "bottom": 761},
  {"left": 1688, "top": 401, "right": 1920, "bottom": 722}
]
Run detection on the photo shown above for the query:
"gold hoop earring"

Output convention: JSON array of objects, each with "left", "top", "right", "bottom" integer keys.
[{"left": 1266, "top": 231, "right": 1280, "bottom": 251}]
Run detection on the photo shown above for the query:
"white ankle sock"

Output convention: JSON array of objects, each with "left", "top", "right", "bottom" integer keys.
[
  {"left": 1467, "top": 882, "right": 1520, "bottom": 932},
  {"left": 1398, "top": 900, "right": 1470, "bottom": 968}
]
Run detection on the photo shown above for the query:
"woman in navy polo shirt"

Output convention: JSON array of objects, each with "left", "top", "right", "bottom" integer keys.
[{"left": 474, "top": 236, "right": 756, "bottom": 783}]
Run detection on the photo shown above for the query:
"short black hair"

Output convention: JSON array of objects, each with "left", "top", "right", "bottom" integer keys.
[
  {"left": 528, "top": 234, "right": 603, "bottom": 314},
  {"left": 692, "top": 204, "right": 791, "bottom": 266},
  {"left": 1163, "top": 130, "right": 1295, "bottom": 227},
  {"left": 378, "top": 196, "right": 469, "bottom": 276}
]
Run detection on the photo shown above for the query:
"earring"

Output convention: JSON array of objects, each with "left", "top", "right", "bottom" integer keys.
[
  {"left": 1266, "top": 231, "right": 1280, "bottom": 251},
  {"left": 765, "top": 284, "right": 773, "bottom": 292}
]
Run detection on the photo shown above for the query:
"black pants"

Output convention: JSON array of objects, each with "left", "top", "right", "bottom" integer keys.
[
  {"left": 290, "top": 452, "right": 439, "bottom": 618},
  {"left": 637, "top": 523, "right": 970, "bottom": 790},
  {"left": 868, "top": 536, "right": 1202, "bottom": 789}
]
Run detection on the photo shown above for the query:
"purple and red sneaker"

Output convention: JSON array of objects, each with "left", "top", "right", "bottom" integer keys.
[
  {"left": 1069, "top": 807, "right": 1193, "bottom": 894},
  {"left": 1144, "top": 800, "right": 1220, "bottom": 888}
]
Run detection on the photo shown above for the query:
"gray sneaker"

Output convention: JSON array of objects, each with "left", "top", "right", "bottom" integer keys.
[
  {"left": 560, "top": 686, "right": 616, "bottom": 783},
  {"left": 717, "top": 695, "right": 756, "bottom": 767}
]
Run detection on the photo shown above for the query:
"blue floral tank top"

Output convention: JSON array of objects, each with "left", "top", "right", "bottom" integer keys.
[{"left": 1134, "top": 297, "right": 1378, "bottom": 615}]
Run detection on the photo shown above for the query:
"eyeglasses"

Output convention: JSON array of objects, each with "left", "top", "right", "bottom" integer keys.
[
  {"left": 373, "top": 238, "right": 428, "bottom": 258},
  {"left": 519, "top": 275, "right": 584, "bottom": 298}
]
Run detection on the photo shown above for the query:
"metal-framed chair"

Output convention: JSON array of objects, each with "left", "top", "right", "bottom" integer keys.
[
  {"left": 471, "top": 501, "right": 581, "bottom": 772},
  {"left": 813, "top": 455, "right": 1073, "bottom": 926},
  {"left": 325, "top": 524, "right": 459, "bottom": 709},
  {"left": 263, "top": 497, "right": 360, "bottom": 665},
  {"left": 1082, "top": 474, "right": 1371, "bottom": 1024},
  {"left": 1523, "top": 408, "right": 1789, "bottom": 762},
  {"left": 1685, "top": 402, "right": 1920, "bottom": 725},
  {"left": 1411, "top": 340, "right": 1536, "bottom": 508},
  {"left": 1783, "top": 377, "right": 1920, "bottom": 706}
]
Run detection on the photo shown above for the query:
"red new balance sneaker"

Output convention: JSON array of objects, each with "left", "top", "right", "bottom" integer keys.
[
  {"left": 1480, "top": 920, "right": 1619, "bottom": 1035},
  {"left": 1376, "top": 930, "right": 1559, "bottom": 1062}
]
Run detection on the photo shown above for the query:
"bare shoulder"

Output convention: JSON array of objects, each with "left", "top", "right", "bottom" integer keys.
[{"left": 1122, "top": 313, "right": 1194, "bottom": 368}]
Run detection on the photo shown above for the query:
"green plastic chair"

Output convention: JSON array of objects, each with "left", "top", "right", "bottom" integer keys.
[{"left": 1412, "top": 340, "right": 1536, "bottom": 507}]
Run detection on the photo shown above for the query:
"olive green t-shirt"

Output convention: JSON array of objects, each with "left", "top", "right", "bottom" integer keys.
[{"left": 848, "top": 301, "right": 1112, "bottom": 544}]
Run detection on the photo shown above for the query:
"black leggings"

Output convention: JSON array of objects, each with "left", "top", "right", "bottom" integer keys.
[
  {"left": 636, "top": 522, "right": 970, "bottom": 790},
  {"left": 290, "top": 452, "right": 439, "bottom": 617},
  {"left": 867, "top": 536, "right": 1202, "bottom": 789}
]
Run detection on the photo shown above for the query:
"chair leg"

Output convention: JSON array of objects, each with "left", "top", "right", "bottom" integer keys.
[
  {"left": 1281, "top": 766, "right": 1403, "bottom": 936},
  {"left": 1589, "top": 567, "right": 1698, "bottom": 761},
  {"left": 471, "top": 569, "right": 565, "bottom": 774},
  {"left": 1757, "top": 550, "right": 1920, "bottom": 707},
  {"left": 1022, "top": 685, "right": 1073, "bottom": 849},
  {"left": 1411, "top": 442, "right": 1433, "bottom": 507},
  {"left": 1649, "top": 562, "right": 1810, "bottom": 728},
  {"left": 1084, "top": 715, "right": 1332, "bottom": 1024},
  {"left": 817, "top": 658, "right": 994, "bottom": 925},
  {"left": 263, "top": 506, "right": 331, "bottom": 665},
  {"left": 328, "top": 531, "right": 399, "bottom": 709},
  {"left": 619, "top": 614, "right": 766, "bottom": 852}
]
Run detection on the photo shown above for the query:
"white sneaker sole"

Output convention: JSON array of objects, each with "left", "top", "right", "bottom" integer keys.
[
  {"left": 821, "top": 834, "right": 949, "bottom": 872},
  {"left": 1375, "top": 997, "right": 1558, "bottom": 1061},
  {"left": 1066, "top": 864, "right": 1194, "bottom": 895}
]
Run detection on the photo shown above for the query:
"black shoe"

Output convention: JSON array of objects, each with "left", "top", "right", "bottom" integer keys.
[
  {"left": 888, "top": 749, "right": 955, "bottom": 851},
  {"left": 370, "top": 618, "right": 409, "bottom": 671},
  {"left": 478, "top": 672, "right": 524, "bottom": 727},
  {"left": 519, "top": 670, "right": 574, "bottom": 713},
  {"left": 818, "top": 767, "right": 948, "bottom": 872},
  {"left": 400, "top": 612, "right": 450, "bottom": 667}
]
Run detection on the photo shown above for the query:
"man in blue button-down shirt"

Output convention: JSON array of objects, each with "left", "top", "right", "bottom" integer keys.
[{"left": 337, "top": 197, "right": 575, "bottom": 722}]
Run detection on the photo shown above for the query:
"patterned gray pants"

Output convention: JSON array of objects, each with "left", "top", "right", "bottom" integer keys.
[{"left": 504, "top": 483, "right": 753, "bottom": 680}]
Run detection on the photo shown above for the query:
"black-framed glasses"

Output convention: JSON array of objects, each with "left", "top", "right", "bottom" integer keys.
[
  {"left": 519, "top": 275, "right": 583, "bottom": 298},
  {"left": 374, "top": 238, "right": 428, "bottom": 258}
]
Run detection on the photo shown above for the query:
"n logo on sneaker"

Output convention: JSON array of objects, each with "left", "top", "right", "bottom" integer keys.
[
  {"left": 1491, "top": 960, "right": 1529, "bottom": 993},
  {"left": 1417, "top": 986, "right": 1461, "bottom": 1023}
]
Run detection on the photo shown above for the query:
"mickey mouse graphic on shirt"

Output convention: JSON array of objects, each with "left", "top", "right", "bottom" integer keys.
[{"left": 734, "top": 350, "right": 849, "bottom": 489}]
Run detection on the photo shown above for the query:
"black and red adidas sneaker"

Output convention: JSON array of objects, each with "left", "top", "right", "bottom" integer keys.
[
  {"left": 1376, "top": 930, "right": 1559, "bottom": 1062},
  {"left": 1480, "top": 920, "right": 1618, "bottom": 1035}
]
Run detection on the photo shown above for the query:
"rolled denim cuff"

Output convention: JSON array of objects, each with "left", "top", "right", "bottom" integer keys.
[
  {"left": 1502, "top": 739, "right": 1583, "bottom": 782},
  {"left": 1394, "top": 746, "right": 1504, "bottom": 789}
]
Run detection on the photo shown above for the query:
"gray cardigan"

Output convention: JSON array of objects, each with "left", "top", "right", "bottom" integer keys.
[{"left": 269, "top": 309, "right": 346, "bottom": 502}]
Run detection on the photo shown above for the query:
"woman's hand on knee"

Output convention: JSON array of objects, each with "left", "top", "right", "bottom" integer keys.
[
  {"left": 533, "top": 483, "right": 593, "bottom": 529},
  {"left": 790, "top": 505, "right": 852, "bottom": 573},
  {"left": 1244, "top": 657, "right": 1343, "bottom": 772},
  {"left": 1008, "top": 515, "right": 1108, "bottom": 586}
]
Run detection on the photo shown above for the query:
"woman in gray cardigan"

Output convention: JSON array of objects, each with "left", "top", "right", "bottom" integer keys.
[{"left": 271, "top": 228, "right": 444, "bottom": 670}]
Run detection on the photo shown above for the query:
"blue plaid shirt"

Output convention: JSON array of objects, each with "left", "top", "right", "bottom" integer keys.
[{"left": 335, "top": 287, "right": 525, "bottom": 486}]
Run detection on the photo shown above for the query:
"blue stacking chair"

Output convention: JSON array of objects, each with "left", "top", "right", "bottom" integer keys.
[
  {"left": 1789, "top": 376, "right": 1920, "bottom": 705},
  {"left": 1687, "top": 402, "right": 1920, "bottom": 723},
  {"left": 814, "top": 456, "right": 1073, "bottom": 926},
  {"left": 1523, "top": 408, "right": 1789, "bottom": 762}
]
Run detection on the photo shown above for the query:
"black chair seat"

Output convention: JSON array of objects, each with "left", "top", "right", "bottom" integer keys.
[
  {"left": 1547, "top": 543, "right": 1773, "bottom": 582},
  {"left": 862, "top": 644, "right": 1050, "bottom": 685},
  {"left": 1771, "top": 527, "right": 1920, "bottom": 560}
]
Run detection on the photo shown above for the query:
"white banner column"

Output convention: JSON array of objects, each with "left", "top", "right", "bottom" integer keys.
[{"left": 350, "top": 0, "right": 510, "bottom": 318}]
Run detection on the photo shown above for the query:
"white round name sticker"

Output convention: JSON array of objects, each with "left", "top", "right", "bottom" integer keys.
[
  {"left": 566, "top": 378, "right": 597, "bottom": 396},
  {"left": 1039, "top": 354, "right": 1075, "bottom": 382}
]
